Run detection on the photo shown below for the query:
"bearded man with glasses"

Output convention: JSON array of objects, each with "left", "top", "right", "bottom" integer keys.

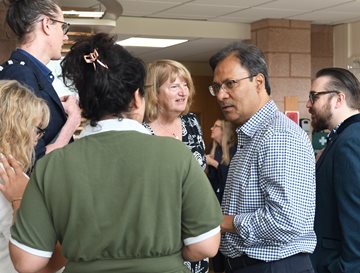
[
  {"left": 307, "top": 67, "right": 360, "bottom": 273},
  {"left": 209, "top": 42, "right": 316, "bottom": 273},
  {"left": 0, "top": 0, "right": 81, "bottom": 161}
]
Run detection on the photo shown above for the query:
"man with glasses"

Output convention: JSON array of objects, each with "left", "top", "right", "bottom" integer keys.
[
  {"left": 307, "top": 67, "right": 360, "bottom": 273},
  {"left": 0, "top": 0, "right": 81, "bottom": 161},
  {"left": 208, "top": 42, "right": 316, "bottom": 273}
]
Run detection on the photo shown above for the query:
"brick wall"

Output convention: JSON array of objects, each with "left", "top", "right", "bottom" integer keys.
[{"left": 252, "top": 19, "right": 312, "bottom": 119}]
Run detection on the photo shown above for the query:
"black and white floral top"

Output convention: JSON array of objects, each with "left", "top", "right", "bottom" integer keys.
[{"left": 143, "top": 113, "right": 206, "bottom": 170}]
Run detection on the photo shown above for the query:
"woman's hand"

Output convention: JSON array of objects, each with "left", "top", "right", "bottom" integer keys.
[
  {"left": 0, "top": 153, "right": 29, "bottom": 204},
  {"left": 205, "top": 154, "right": 219, "bottom": 169}
]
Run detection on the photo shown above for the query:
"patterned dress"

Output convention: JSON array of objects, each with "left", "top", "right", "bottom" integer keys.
[
  {"left": 143, "top": 112, "right": 209, "bottom": 273},
  {"left": 143, "top": 113, "right": 206, "bottom": 170}
]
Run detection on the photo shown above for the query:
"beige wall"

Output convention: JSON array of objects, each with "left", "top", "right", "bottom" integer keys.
[{"left": 334, "top": 20, "right": 360, "bottom": 70}]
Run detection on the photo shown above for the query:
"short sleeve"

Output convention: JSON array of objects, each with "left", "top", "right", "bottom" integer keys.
[
  {"left": 181, "top": 156, "right": 222, "bottom": 241},
  {"left": 11, "top": 168, "right": 57, "bottom": 256}
]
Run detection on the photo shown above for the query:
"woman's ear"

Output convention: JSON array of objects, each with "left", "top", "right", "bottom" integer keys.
[
  {"left": 130, "top": 89, "right": 145, "bottom": 122},
  {"left": 133, "top": 89, "right": 143, "bottom": 110},
  {"left": 41, "top": 16, "right": 52, "bottom": 35}
]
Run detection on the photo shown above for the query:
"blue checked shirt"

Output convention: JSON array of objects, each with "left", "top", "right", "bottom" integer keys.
[{"left": 220, "top": 100, "right": 316, "bottom": 262}]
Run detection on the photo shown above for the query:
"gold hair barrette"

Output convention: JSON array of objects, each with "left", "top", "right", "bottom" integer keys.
[{"left": 83, "top": 49, "right": 109, "bottom": 71}]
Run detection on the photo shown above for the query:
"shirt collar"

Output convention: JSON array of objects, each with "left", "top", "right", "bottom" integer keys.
[
  {"left": 327, "top": 113, "right": 360, "bottom": 142},
  {"left": 237, "top": 100, "right": 277, "bottom": 138},
  {"left": 79, "top": 118, "right": 151, "bottom": 138},
  {"left": 16, "top": 49, "right": 54, "bottom": 83},
  {"left": 327, "top": 122, "right": 342, "bottom": 142}
]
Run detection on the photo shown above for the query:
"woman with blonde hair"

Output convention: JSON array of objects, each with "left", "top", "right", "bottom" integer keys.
[
  {"left": 143, "top": 59, "right": 206, "bottom": 170},
  {"left": 0, "top": 80, "right": 50, "bottom": 273},
  {"left": 206, "top": 119, "right": 236, "bottom": 202},
  {"left": 0, "top": 81, "right": 50, "bottom": 172},
  {"left": 206, "top": 119, "right": 236, "bottom": 273},
  {"left": 207, "top": 120, "right": 236, "bottom": 171}
]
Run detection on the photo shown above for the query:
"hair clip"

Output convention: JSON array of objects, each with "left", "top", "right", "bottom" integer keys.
[{"left": 83, "top": 49, "right": 109, "bottom": 71}]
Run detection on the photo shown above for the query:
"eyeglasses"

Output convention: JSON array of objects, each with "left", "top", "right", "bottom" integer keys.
[
  {"left": 35, "top": 126, "right": 46, "bottom": 139},
  {"left": 308, "top": 90, "right": 340, "bottom": 104},
  {"left": 50, "top": 18, "right": 70, "bottom": 35},
  {"left": 211, "top": 124, "right": 222, "bottom": 129},
  {"left": 208, "top": 75, "right": 255, "bottom": 96},
  {"left": 38, "top": 17, "right": 70, "bottom": 35}
]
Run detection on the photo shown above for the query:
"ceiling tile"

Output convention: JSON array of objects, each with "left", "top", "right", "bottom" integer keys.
[
  {"left": 152, "top": 3, "right": 243, "bottom": 19},
  {"left": 214, "top": 7, "right": 303, "bottom": 23},
  {"left": 192, "top": 0, "right": 274, "bottom": 7},
  {"left": 289, "top": 10, "right": 360, "bottom": 24},
  {"left": 260, "top": 0, "right": 354, "bottom": 11},
  {"left": 326, "top": 1, "right": 360, "bottom": 12},
  {"left": 120, "top": 1, "right": 180, "bottom": 16},
  {"left": 131, "top": 0, "right": 188, "bottom": 2}
]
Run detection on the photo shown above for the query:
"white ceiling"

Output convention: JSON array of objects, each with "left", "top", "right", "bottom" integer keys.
[{"left": 58, "top": 0, "right": 360, "bottom": 62}]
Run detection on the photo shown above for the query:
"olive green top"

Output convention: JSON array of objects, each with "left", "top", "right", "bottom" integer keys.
[{"left": 11, "top": 130, "right": 222, "bottom": 273}]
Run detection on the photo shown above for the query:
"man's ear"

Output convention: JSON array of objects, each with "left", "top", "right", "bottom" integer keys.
[
  {"left": 254, "top": 73, "right": 265, "bottom": 92},
  {"left": 335, "top": 92, "right": 346, "bottom": 108}
]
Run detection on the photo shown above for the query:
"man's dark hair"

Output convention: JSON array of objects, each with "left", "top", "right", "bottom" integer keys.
[
  {"left": 209, "top": 41, "right": 271, "bottom": 95},
  {"left": 316, "top": 67, "right": 360, "bottom": 109}
]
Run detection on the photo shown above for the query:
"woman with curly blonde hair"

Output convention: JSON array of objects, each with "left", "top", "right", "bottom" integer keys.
[
  {"left": 0, "top": 80, "right": 50, "bottom": 172},
  {"left": 0, "top": 80, "right": 50, "bottom": 273}
]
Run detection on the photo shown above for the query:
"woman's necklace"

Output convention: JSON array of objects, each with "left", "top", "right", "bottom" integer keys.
[{"left": 154, "top": 117, "right": 182, "bottom": 140}]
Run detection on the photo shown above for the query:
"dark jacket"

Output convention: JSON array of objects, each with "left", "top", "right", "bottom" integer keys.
[
  {"left": 0, "top": 50, "right": 67, "bottom": 160},
  {"left": 311, "top": 114, "right": 360, "bottom": 273}
]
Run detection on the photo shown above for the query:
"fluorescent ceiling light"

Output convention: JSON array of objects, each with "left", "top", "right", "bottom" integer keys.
[
  {"left": 117, "top": 37, "right": 188, "bottom": 48},
  {"left": 63, "top": 10, "right": 104, "bottom": 18}
]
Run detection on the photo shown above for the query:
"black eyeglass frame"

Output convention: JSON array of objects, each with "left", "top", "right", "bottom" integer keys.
[
  {"left": 208, "top": 75, "right": 255, "bottom": 96},
  {"left": 308, "top": 90, "right": 340, "bottom": 104},
  {"left": 37, "top": 17, "right": 70, "bottom": 35},
  {"left": 35, "top": 126, "right": 46, "bottom": 139},
  {"left": 50, "top": 18, "right": 70, "bottom": 35}
]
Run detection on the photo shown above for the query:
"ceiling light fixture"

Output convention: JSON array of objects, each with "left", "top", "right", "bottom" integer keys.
[
  {"left": 117, "top": 37, "right": 188, "bottom": 48},
  {"left": 63, "top": 10, "right": 104, "bottom": 18}
]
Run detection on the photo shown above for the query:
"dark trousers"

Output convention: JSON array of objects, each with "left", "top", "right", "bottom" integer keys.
[
  {"left": 225, "top": 253, "right": 314, "bottom": 273},
  {"left": 212, "top": 250, "right": 226, "bottom": 273}
]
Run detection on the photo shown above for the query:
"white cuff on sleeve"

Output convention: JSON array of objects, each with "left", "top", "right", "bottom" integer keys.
[
  {"left": 10, "top": 237, "right": 53, "bottom": 258},
  {"left": 183, "top": 226, "right": 220, "bottom": 246}
]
